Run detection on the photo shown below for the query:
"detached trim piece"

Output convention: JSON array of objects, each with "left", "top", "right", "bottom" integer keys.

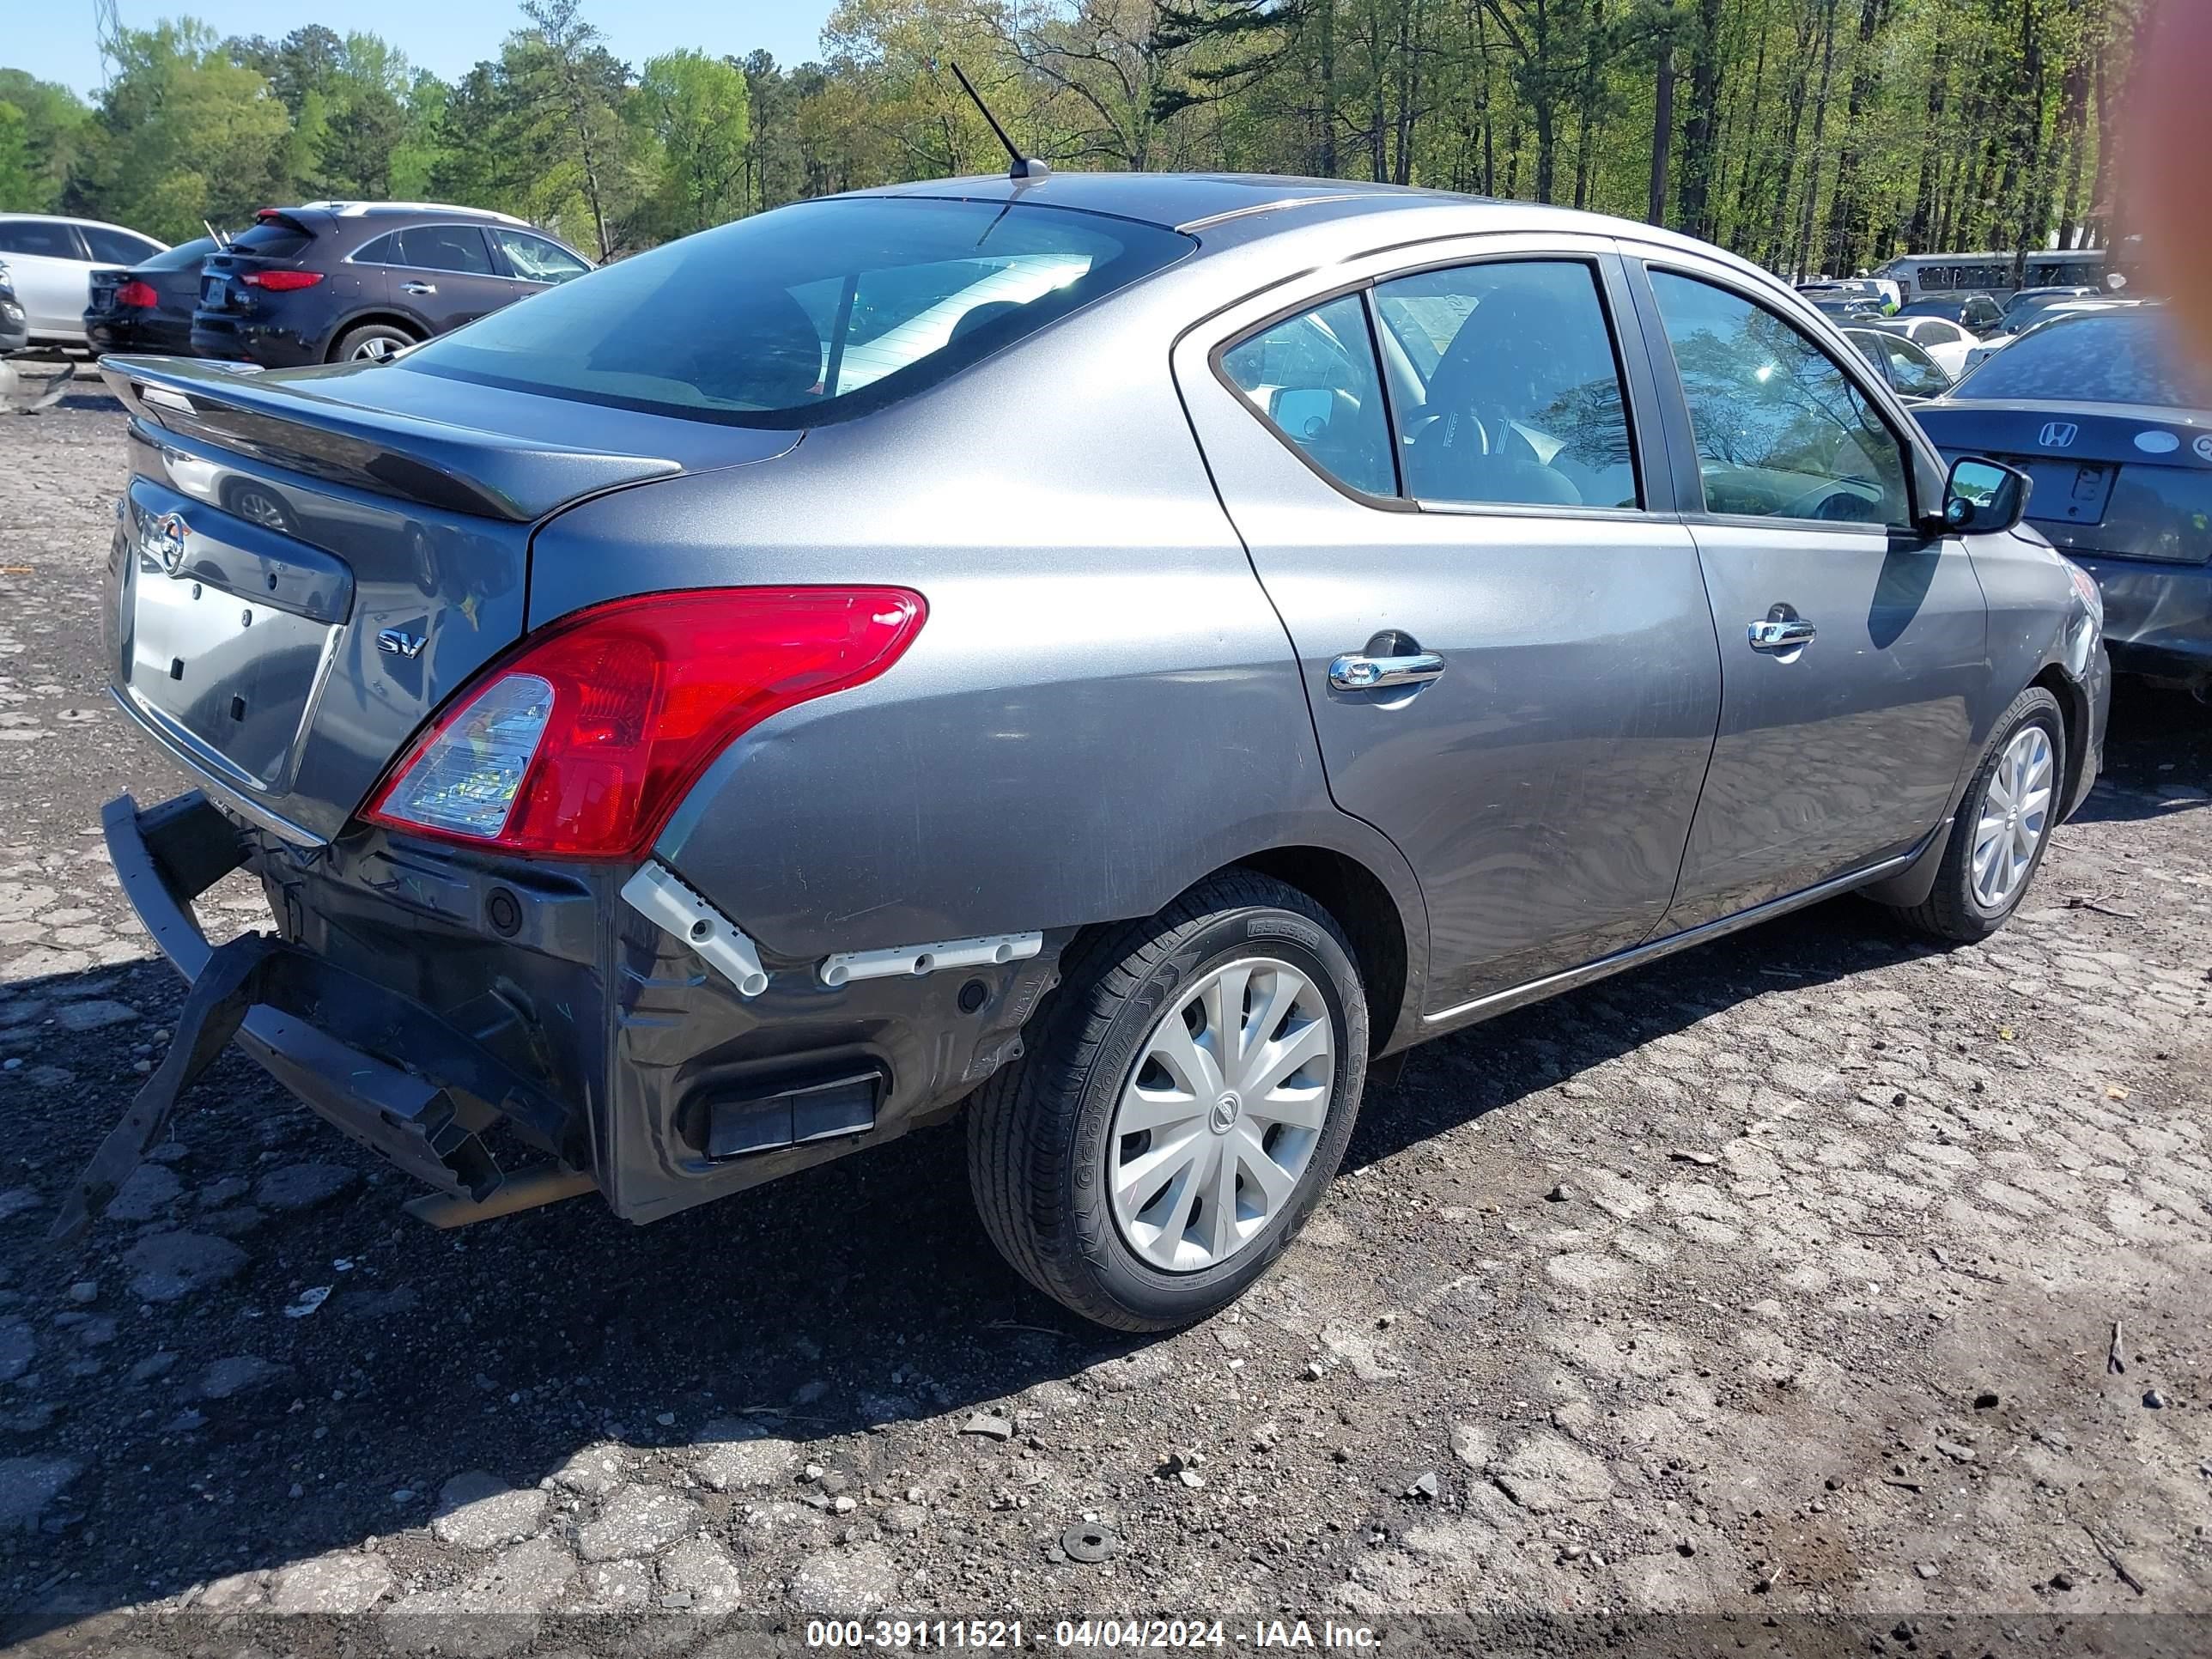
[
  {"left": 621, "top": 860, "right": 770, "bottom": 996},
  {"left": 818, "top": 931, "right": 1043, "bottom": 988}
]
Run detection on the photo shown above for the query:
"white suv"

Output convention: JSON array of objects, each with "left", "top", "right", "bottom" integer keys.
[{"left": 0, "top": 214, "right": 168, "bottom": 346}]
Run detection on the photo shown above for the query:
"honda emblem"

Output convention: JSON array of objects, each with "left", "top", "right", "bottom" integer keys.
[{"left": 2038, "top": 422, "right": 2079, "bottom": 448}]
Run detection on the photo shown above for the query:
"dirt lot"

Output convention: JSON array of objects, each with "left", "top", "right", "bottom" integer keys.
[{"left": 0, "top": 378, "right": 2206, "bottom": 1656}]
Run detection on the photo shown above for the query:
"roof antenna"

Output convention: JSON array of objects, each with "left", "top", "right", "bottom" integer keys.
[{"left": 943, "top": 60, "right": 1051, "bottom": 181}]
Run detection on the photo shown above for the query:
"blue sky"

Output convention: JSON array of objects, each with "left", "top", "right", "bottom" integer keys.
[{"left": 5, "top": 2, "right": 840, "bottom": 98}]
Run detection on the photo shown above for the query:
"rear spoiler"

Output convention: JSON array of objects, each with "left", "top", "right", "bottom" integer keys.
[{"left": 99, "top": 356, "right": 682, "bottom": 523}]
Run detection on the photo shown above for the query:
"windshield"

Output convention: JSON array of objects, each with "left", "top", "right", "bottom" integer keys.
[
  {"left": 399, "top": 197, "right": 1193, "bottom": 428},
  {"left": 1954, "top": 313, "right": 2212, "bottom": 407}
]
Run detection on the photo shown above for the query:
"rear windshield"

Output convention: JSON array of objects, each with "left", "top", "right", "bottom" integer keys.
[
  {"left": 1954, "top": 313, "right": 2212, "bottom": 407},
  {"left": 142, "top": 236, "right": 219, "bottom": 271},
  {"left": 233, "top": 216, "right": 314, "bottom": 258},
  {"left": 397, "top": 197, "right": 1194, "bottom": 428}
]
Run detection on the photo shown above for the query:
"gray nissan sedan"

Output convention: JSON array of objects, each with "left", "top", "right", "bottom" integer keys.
[{"left": 81, "top": 174, "right": 2106, "bottom": 1330}]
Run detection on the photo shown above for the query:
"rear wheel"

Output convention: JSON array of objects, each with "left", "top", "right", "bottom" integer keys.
[
  {"left": 1886, "top": 685, "right": 2064, "bottom": 942},
  {"left": 966, "top": 872, "right": 1368, "bottom": 1331},
  {"left": 331, "top": 322, "right": 416, "bottom": 364}
]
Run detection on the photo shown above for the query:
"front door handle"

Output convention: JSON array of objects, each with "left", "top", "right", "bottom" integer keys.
[
  {"left": 1328, "top": 651, "right": 1447, "bottom": 691},
  {"left": 1747, "top": 617, "right": 1817, "bottom": 654},
  {"left": 400, "top": 281, "right": 437, "bottom": 295}
]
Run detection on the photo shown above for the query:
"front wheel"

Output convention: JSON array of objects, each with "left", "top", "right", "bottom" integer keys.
[
  {"left": 966, "top": 872, "right": 1369, "bottom": 1331},
  {"left": 1886, "top": 684, "right": 2065, "bottom": 942}
]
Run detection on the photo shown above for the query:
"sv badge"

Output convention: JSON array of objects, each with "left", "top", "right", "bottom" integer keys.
[{"left": 376, "top": 629, "right": 428, "bottom": 659}]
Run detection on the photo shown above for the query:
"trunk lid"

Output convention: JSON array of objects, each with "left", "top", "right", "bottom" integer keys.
[
  {"left": 1917, "top": 400, "right": 2212, "bottom": 565},
  {"left": 101, "top": 356, "right": 799, "bottom": 842}
]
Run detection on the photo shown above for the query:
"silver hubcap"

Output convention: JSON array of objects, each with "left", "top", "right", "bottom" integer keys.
[
  {"left": 353, "top": 337, "right": 398, "bottom": 362},
  {"left": 1972, "top": 724, "right": 2055, "bottom": 908},
  {"left": 234, "top": 490, "right": 286, "bottom": 530},
  {"left": 1108, "top": 957, "right": 1334, "bottom": 1273}
]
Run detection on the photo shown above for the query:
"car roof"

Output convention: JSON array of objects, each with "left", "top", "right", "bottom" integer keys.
[
  {"left": 293, "top": 200, "right": 533, "bottom": 227},
  {"left": 854, "top": 172, "right": 1449, "bottom": 230},
  {"left": 843, "top": 171, "right": 1782, "bottom": 283},
  {"left": 0, "top": 211, "right": 165, "bottom": 240}
]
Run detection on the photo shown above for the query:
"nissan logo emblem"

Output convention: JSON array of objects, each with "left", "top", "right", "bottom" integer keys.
[{"left": 151, "top": 513, "right": 187, "bottom": 574}]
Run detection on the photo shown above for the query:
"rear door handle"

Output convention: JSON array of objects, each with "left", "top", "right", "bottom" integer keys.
[
  {"left": 400, "top": 282, "right": 436, "bottom": 295},
  {"left": 1328, "top": 651, "right": 1447, "bottom": 691},
  {"left": 1747, "top": 617, "right": 1817, "bottom": 654}
]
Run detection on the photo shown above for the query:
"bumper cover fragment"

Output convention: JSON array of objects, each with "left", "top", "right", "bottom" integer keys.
[{"left": 58, "top": 793, "right": 582, "bottom": 1240}]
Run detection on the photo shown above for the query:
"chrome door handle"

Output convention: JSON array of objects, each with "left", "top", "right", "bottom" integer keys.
[
  {"left": 1328, "top": 651, "right": 1447, "bottom": 691},
  {"left": 1747, "top": 617, "right": 1817, "bottom": 653},
  {"left": 400, "top": 281, "right": 436, "bottom": 295}
]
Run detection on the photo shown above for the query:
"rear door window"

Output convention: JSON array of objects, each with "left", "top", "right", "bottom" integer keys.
[
  {"left": 1219, "top": 293, "right": 1397, "bottom": 499},
  {"left": 82, "top": 227, "right": 162, "bottom": 264},
  {"left": 398, "top": 225, "right": 495, "bottom": 276},
  {"left": 0, "top": 220, "right": 84, "bottom": 258},
  {"left": 1375, "top": 259, "right": 1638, "bottom": 509},
  {"left": 398, "top": 197, "right": 1192, "bottom": 428},
  {"left": 350, "top": 233, "right": 401, "bottom": 266}
]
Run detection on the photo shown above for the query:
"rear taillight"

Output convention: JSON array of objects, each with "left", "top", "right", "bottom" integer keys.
[
  {"left": 242, "top": 270, "right": 323, "bottom": 291},
  {"left": 115, "top": 280, "right": 158, "bottom": 308},
  {"left": 365, "top": 587, "right": 927, "bottom": 860}
]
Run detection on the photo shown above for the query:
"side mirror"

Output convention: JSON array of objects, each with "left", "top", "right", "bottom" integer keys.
[
  {"left": 1942, "top": 456, "right": 2032, "bottom": 533},
  {"left": 1270, "top": 386, "right": 1335, "bottom": 441}
]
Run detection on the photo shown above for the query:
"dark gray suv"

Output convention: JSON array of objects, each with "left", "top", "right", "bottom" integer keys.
[
  {"left": 190, "top": 199, "right": 592, "bottom": 367},
  {"left": 82, "top": 175, "right": 2106, "bottom": 1330}
]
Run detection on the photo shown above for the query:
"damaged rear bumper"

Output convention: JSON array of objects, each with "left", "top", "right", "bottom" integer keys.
[
  {"left": 87, "top": 790, "right": 1064, "bottom": 1232},
  {"left": 96, "top": 792, "right": 579, "bottom": 1212}
]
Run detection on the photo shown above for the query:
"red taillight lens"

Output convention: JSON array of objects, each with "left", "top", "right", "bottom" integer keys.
[
  {"left": 243, "top": 269, "right": 323, "bottom": 291},
  {"left": 365, "top": 586, "right": 927, "bottom": 860},
  {"left": 115, "top": 280, "right": 158, "bottom": 308}
]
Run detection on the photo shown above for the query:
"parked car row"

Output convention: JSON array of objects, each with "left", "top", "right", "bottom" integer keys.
[{"left": 0, "top": 203, "right": 592, "bottom": 368}]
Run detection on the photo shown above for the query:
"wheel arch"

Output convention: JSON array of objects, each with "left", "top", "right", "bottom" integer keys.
[
  {"left": 323, "top": 310, "right": 425, "bottom": 362},
  {"left": 1101, "top": 839, "right": 1425, "bottom": 1060},
  {"left": 2029, "top": 660, "right": 2090, "bottom": 812}
]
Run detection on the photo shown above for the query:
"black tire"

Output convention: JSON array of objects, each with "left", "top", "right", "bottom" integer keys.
[
  {"left": 966, "top": 872, "right": 1370, "bottom": 1331},
  {"left": 331, "top": 322, "right": 417, "bottom": 364},
  {"left": 1887, "top": 685, "right": 2066, "bottom": 942}
]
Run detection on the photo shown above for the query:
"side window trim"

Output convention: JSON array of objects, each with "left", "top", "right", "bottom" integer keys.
[
  {"left": 1627, "top": 254, "right": 1923, "bottom": 532},
  {"left": 347, "top": 223, "right": 495, "bottom": 276},
  {"left": 1206, "top": 280, "right": 1416, "bottom": 514},
  {"left": 1205, "top": 249, "right": 1673, "bottom": 521}
]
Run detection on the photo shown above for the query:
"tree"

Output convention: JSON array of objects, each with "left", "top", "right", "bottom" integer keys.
[
  {"left": 0, "top": 103, "right": 33, "bottom": 211},
  {"left": 514, "top": 0, "right": 633, "bottom": 257},
  {"left": 0, "top": 0, "right": 2148, "bottom": 277},
  {"left": 86, "top": 22, "right": 292, "bottom": 242},
  {"left": 0, "top": 71, "right": 94, "bottom": 213},
  {"left": 635, "top": 51, "right": 752, "bottom": 238}
]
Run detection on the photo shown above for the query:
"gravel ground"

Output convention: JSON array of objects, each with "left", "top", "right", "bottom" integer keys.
[{"left": 0, "top": 379, "right": 2207, "bottom": 1656}]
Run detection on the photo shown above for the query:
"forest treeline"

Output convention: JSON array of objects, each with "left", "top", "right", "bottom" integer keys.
[{"left": 0, "top": 0, "right": 2140, "bottom": 277}]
